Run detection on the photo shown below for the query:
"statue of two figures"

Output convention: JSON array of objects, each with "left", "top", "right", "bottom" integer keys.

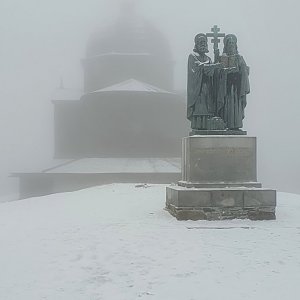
[{"left": 187, "top": 25, "right": 250, "bottom": 134}]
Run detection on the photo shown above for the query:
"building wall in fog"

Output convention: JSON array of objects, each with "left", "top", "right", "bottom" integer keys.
[{"left": 53, "top": 92, "right": 189, "bottom": 158}]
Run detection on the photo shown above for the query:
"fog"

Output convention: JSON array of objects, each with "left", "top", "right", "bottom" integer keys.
[{"left": 0, "top": 0, "right": 299, "bottom": 197}]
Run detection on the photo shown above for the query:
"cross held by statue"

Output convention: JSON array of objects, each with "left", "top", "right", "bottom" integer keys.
[
  {"left": 206, "top": 25, "right": 225, "bottom": 50},
  {"left": 206, "top": 25, "right": 225, "bottom": 63}
]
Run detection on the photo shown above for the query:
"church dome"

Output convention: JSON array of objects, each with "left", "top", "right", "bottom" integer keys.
[
  {"left": 83, "top": 4, "right": 174, "bottom": 92},
  {"left": 86, "top": 7, "right": 171, "bottom": 59}
]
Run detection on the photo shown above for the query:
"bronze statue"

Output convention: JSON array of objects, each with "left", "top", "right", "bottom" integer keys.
[
  {"left": 187, "top": 33, "right": 226, "bottom": 130},
  {"left": 187, "top": 26, "right": 250, "bottom": 133}
]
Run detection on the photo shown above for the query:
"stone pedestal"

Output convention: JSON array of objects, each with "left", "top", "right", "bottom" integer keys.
[{"left": 166, "top": 136, "right": 276, "bottom": 220}]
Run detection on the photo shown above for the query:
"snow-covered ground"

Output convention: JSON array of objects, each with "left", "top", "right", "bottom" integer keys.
[{"left": 0, "top": 184, "right": 299, "bottom": 300}]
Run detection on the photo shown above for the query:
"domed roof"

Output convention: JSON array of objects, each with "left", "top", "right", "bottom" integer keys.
[{"left": 86, "top": 6, "right": 171, "bottom": 59}]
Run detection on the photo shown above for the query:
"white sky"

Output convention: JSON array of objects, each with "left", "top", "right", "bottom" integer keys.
[{"left": 0, "top": 0, "right": 299, "bottom": 194}]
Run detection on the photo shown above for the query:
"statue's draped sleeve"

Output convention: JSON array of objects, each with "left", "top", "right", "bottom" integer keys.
[
  {"left": 238, "top": 55, "right": 250, "bottom": 117},
  {"left": 217, "top": 55, "right": 250, "bottom": 118},
  {"left": 216, "top": 68, "right": 227, "bottom": 114},
  {"left": 187, "top": 54, "right": 203, "bottom": 120}
]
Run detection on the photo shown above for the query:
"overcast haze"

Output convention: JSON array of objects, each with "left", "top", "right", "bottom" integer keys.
[{"left": 0, "top": 0, "right": 300, "bottom": 196}]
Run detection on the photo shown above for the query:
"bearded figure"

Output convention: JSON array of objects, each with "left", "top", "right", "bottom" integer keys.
[
  {"left": 217, "top": 34, "right": 250, "bottom": 130},
  {"left": 187, "top": 34, "right": 224, "bottom": 130}
]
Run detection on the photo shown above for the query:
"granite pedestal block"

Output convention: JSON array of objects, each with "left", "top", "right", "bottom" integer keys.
[{"left": 166, "top": 136, "right": 276, "bottom": 220}]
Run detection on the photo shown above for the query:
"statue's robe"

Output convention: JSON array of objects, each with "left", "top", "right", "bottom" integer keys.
[
  {"left": 187, "top": 52, "right": 215, "bottom": 129},
  {"left": 217, "top": 55, "right": 250, "bottom": 129}
]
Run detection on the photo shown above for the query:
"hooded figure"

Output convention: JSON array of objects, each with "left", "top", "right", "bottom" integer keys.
[{"left": 217, "top": 34, "right": 250, "bottom": 130}]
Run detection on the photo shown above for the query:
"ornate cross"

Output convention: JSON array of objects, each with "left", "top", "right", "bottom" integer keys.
[{"left": 206, "top": 25, "right": 225, "bottom": 62}]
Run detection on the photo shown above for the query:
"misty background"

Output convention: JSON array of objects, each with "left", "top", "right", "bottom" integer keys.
[{"left": 0, "top": 0, "right": 299, "bottom": 197}]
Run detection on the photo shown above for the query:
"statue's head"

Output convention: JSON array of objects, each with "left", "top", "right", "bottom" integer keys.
[
  {"left": 223, "top": 34, "right": 238, "bottom": 55},
  {"left": 194, "top": 33, "right": 209, "bottom": 54}
]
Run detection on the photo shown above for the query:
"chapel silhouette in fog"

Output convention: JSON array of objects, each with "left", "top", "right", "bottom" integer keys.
[
  {"left": 53, "top": 5, "right": 187, "bottom": 158},
  {"left": 16, "top": 5, "right": 189, "bottom": 198}
]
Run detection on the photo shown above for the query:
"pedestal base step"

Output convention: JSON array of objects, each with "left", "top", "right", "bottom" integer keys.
[{"left": 166, "top": 186, "right": 276, "bottom": 221}]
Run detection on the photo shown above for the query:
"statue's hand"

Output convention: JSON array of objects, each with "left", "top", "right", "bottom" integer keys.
[
  {"left": 195, "top": 61, "right": 204, "bottom": 67},
  {"left": 203, "top": 64, "right": 215, "bottom": 76}
]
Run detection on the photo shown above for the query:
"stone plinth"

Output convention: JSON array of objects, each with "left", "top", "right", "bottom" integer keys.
[
  {"left": 166, "top": 186, "right": 276, "bottom": 220},
  {"left": 182, "top": 136, "right": 257, "bottom": 183},
  {"left": 166, "top": 135, "right": 276, "bottom": 220}
]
